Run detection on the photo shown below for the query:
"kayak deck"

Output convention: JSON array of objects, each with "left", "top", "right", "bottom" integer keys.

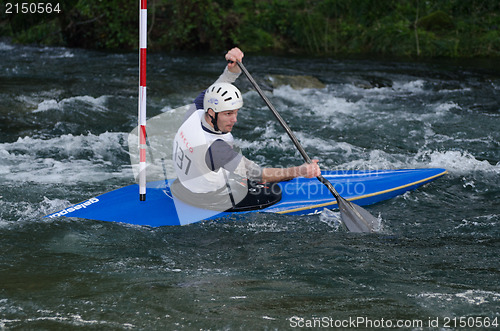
[
  {"left": 45, "top": 168, "right": 447, "bottom": 227},
  {"left": 271, "top": 168, "right": 447, "bottom": 215}
]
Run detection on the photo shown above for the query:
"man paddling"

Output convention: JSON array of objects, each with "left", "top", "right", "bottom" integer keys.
[{"left": 171, "top": 47, "right": 320, "bottom": 211}]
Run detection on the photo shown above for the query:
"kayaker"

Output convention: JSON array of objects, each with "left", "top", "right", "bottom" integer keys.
[{"left": 171, "top": 47, "right": 321, "bottom": 211}]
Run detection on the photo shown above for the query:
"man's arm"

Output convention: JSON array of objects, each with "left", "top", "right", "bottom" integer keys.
[{"left": 261, "top": 160, "right": 321, "bottom": 183}]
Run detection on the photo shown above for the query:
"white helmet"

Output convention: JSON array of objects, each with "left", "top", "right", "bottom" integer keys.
[{"left": 203, "top": 82, "right": 243, "bottom": 113}]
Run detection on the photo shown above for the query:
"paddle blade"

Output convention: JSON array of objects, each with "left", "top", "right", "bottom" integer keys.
[{"left": 337, "top": 197, "right": 379, "bottom": 233}]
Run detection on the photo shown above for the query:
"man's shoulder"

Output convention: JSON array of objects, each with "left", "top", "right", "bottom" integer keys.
[{"left": 209, "top": 138, "right": 234, "bottom": 152}]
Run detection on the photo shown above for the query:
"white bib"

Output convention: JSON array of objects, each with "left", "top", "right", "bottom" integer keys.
[{"left": 173, "top": 110, "right": 234, "bottom": 193}]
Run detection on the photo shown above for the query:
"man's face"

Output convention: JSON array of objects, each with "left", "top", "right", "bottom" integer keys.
[{"left": 211, "top": 109, "right": 239, "bottom": 133}]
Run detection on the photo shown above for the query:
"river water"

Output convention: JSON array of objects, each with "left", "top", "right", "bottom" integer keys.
[{"left": 1, "top": 42, "right": 499, "bottom": 329}]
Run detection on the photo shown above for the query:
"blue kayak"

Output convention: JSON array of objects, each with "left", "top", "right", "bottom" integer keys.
[{"left": 45, "top": 168, "right": 446, "bottom": 226}]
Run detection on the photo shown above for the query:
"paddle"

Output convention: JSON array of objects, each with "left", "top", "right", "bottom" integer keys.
[{"left": 235, "top": 60, "right": 379, "bottom": 232}]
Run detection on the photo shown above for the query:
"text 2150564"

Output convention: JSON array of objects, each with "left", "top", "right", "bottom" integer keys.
[{"left": 5, "top": 2, "right": 61, "bottom": 14}]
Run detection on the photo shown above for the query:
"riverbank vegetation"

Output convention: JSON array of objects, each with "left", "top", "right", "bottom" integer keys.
[{"left": 1, "top": 0, "right": 499, "bottom": 58}]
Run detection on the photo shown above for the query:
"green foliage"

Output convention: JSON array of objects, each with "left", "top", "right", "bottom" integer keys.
[
  {"left": 61, "top": 0, "right": 138, "bottom": 49},
  {"left": 152, "top": 0, "right": 231, "bottom": 51},
  {"left": 1, "top": 0, "right": 499, "bottom": 58},
  {"left": 417, "top": 10, "right": 454, "bottom": 31},
  {"left": 12, "top": 19, "right": 64, "bottom": 45}
]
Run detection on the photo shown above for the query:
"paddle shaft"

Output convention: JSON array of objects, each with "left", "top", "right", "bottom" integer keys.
[{"left": 235, "top": 61, "right": 341, "bottom": 201}]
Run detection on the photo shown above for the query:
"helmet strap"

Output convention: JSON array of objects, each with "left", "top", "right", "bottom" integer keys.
[{"left": 208, "top": 110, "right": 220, "bottom": 132}]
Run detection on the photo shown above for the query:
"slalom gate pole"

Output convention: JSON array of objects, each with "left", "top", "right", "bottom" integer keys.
[{"left": 138, "top": 0, "right": 147, "bottom": 201}]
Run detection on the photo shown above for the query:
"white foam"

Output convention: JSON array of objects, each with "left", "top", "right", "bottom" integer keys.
[
  {"left": 320, "top": 145, "right": 499, "bottom": 177},
  {"left": 393, "top": 79, "right": 426, "bottom": 93},
  {"left": 268, "top": 81, "right": 453, "bottom": 133},
  {"left": 35, "top": 99, "right": 60, "bottom": 112},
  {"left": 0, "top": 132, "right": 131, "bottom": 184},
  {"left": 338, "top": 79, "right": 426, "bottom": 100},
  {"left": 435, "top": 101, "right": 462, "bottom": 112},
  {"left": 2, "top": 313, "right": 136, "bottom": 329},
  {"left": 235, "top": 122, "right": 291, "bottom": 152},
  {"left": 337, "top": 149, "right": 408, "bottom": 171},
  {"left": 413, "top": 289, "right": 500, "bottom": 306},
  {"left": 316, "top": 95, "right": 360, "bottom": 118},
  {"left": 273, "top": 85, "right": 359, "bottom": 117},
  {"left": 456, "top": 215, "right": 499, "bottom": 230},
  {"left": 319, "top": 208, "right": 343, "bottom": 231},
  {"left": 438, "top": 86, "right": 472, "bottom": 94},
  {"left": 0, "top": 198, "right": 60, "bottom": 225},
  {"left": 237, "top": 109, "right": 499, "bottom": 176},
  {"left": 39, "top": 196, "right": 72, "bottom": 215},
  {"left": 294, "top": 132, "right": 358, "bottom": 155},
  {"left": 33, "top": 95, "right": 109, "bottom": 113},
  {"left": 50, "top": 51, "right": 75, "bottom": 58},
  {"left": 273, "top": 85, "right": 323, "bottom": 101},
  {"left": 0, "top": 42, "right": 14, "bottom": 51},
  {"left": 254, "top": 83, "right": 497, "bottom": 175},
  {"left": 416, "top": 150, "right": 500, "bottom": 175}
]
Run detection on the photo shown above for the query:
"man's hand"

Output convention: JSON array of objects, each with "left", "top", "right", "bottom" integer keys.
[
  {"left": 225, "top": 47, "right": 244, "bottom": 73},
  {"left": 297, "top": 159, "right": 321, "bottom": 178}
]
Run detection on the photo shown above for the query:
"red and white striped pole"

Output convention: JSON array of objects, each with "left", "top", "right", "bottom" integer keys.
[{"left": 138, "top": 0, "right": 147, "bottom": 201}]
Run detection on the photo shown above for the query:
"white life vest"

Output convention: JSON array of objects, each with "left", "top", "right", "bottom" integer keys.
[{"left": 173, "top": 109, "right": 235, "bottom": 193}]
